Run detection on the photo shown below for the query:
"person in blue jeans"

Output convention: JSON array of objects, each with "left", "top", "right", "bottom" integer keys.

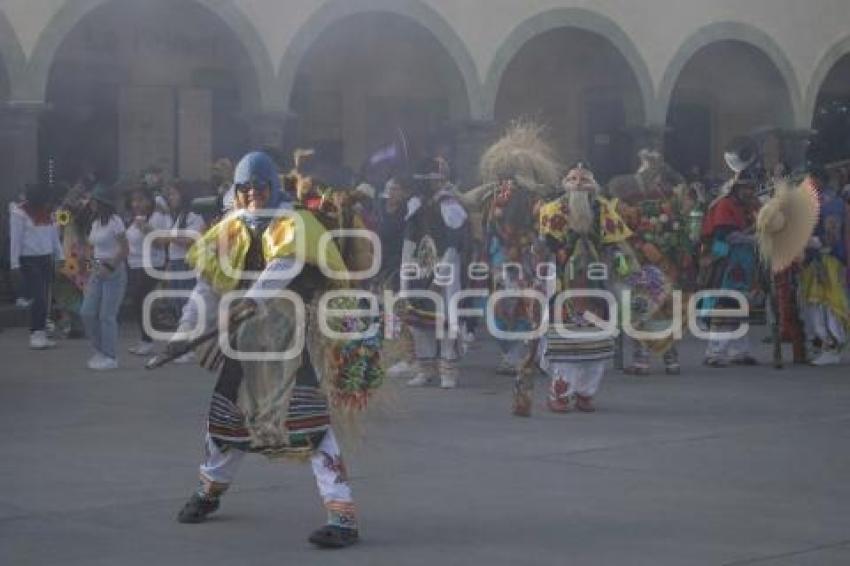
[{"left": 80, "top": 185, "right": 128, "bottom": 370}]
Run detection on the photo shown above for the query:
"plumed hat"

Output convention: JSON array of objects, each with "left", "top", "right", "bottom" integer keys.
[{"left": 479, "top": 121, "right": 562, "bottom": 192}]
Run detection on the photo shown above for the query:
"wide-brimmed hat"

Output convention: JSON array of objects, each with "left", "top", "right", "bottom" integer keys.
[
  {"left": 724, "top": 136, "right": 758, "bottom": 173},
  {"left": 90, "top": 184, "right": 117, "bottom": 208},
  {"left": 756, "top": 178, "right": 820, "bottom": 272}
]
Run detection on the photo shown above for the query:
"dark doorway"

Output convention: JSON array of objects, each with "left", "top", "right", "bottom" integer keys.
[
  {"left": 667, "top": 102, "right": 712, "bottom": 175},
  {"left": 584, "top": 91, "right": 630, "bottom": 183}
]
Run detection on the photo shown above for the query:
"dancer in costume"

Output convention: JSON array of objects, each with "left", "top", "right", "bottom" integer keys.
[
  {"left": 162, "top": 152, "right": 381, "bottom": 548},
  {"left": 608, "top": 148, "right": 695, "bottom": 375},
  {"left": 283, "top": 147, "right": 375, "bottom": 277},
  {"left": 379, "top": 177, "right": 419, "bottom": 379},
  {"left": 402, "top": 157, "right": 470, "bottom": 389},
  {"left": 699, "top": 171, "right": 761, "bottom": 367},
  {"left": 519, "top": 164, "right": 630, "bottom": 416},
  {"left": 462, "top": 122, "right": 560, "bottom": 376},
  {"left": 756, "top": 177, "right": 820, "bottom": 365},
  {"left": 800, "top": 169, "right": 850, "bottom": 365},
  {"left": 54, "top": 184, "right": 93, "bottom": 339}
]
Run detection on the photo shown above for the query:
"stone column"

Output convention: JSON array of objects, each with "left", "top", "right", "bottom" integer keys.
[
  {"left": 0, "top": 101, "right": 44, "bottom": 202},
  {"left": 452, "top": 119, "right": 498, "bottom": 190}
]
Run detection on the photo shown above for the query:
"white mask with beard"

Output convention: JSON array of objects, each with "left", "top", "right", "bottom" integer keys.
[{"left": 562, "top": 168, "right": 599, "bottom": 235}]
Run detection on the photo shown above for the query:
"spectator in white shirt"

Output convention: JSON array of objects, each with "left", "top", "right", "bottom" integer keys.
[
  {"left": 162, "top": 181, "right": 205, "bottom": 363},
  {"left": 80, "top": 185, "right": 128, "bottom": 370},
  {"left": 164, "top": 181, "right": 205, "bottom": 281},
  {"left": 9, "top": 184, "right": 64, "bottom": 349},
  {"left": 125, "top": 186, "right": 172, "bottom": 356}
]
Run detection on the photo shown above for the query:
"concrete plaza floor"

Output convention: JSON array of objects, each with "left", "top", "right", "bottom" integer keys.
[{"left": 1, "top": 326, "right": 849, "bottom": 565}]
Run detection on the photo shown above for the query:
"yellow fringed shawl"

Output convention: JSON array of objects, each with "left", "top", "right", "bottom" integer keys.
[
  {"left": 187, "top": 210, "right": 348, "bottom": 293},
  {"left": 801, "top": 255, "right": 850, "bottom": 328},
  {"left": 538, "top": 196, "right": 632, "bottom": 243}
]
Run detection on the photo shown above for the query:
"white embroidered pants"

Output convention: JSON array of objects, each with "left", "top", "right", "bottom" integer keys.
[
  {"left": 198, "top": 428, "right": 356, "bottom": 527},
  {"left": 805, "top": 304, "right": 846, "bottom": 347},
  {"left": 546, "top": 360, "right": 606, "bottom": 399}
]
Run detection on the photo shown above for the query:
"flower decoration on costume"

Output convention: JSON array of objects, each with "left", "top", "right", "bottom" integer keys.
[
  {"left": 325, "top": 296, "right": 385, "bottom": 410},
  {"left": 56, "top": 209, "right": 72, "bottom": 227},
  {"left": 321, "top": 451, "right": 350, "bottom": 484}
]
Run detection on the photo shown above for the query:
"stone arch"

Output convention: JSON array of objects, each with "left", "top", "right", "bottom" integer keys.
[
  {"left": 0, "top": 9, "right": 25, "bottom": 99},
  {"left": 277, "top": 0, "right": 484, "bottom": 119},
  {"left": 21, "top": 0, "right": 276, "bottom": 110},
  {"left": 657, "top": 21, "right": 802, "bottom": 126},
  {"left": 804, "top": 34, "right": 850, "bottom": 127},
  {"left": 483, "top": 7, "right": 654, "bottom": 122}
]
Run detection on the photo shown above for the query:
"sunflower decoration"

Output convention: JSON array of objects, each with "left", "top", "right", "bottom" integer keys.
[
  {"left": 598, "top": 197, "right": 633, "bottom": 244},
  {"left": 539, "top": 198, "right": 570, "bottom": 240},
  {"left": 60, "top": 245, "right": 89, "bottom": 290},
  {"left": 61, "top": 256, "right": 80, "bottom": 278},
  {"left": 56, "top": 209, "right": 72, "bottom": 227}
]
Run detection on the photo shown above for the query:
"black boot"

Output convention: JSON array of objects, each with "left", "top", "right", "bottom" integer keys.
[
  {"left": 177, "top": 492, "right": 220, "bottom": 524},
  {"left": 308, "top": 525, "right": 360, "bottom": 548}
]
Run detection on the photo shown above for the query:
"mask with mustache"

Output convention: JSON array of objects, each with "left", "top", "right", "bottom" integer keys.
[{"left": 562, "top": 165, "right": 599, "bottom": 235}]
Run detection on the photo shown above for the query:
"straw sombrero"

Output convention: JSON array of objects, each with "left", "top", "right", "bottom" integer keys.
[{"left": 756, "top": 178, "right": 820, "bottom": 272}]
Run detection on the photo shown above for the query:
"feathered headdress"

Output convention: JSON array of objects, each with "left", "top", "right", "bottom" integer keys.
[
  {"left": 479, "top": 121, "right": 562, "bottom": 193},
  {"left": 756, "top": 178, "right": 820, "bottom": 272}
]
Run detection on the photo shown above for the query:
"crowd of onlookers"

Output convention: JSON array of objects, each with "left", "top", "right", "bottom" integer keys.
[
  {"left": 1, "top": 153, "right": 419, "bottom": 371},
  {"left": 4, "top": 172, "right": 208, "bottom": 369},
  {"left": 3, "top": 153, "right": 850, "bottom": 372}
]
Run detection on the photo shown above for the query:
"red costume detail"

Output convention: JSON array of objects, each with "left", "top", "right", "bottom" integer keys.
[{"left": 702, "top": 196, "right": 750, "bottom": 238}]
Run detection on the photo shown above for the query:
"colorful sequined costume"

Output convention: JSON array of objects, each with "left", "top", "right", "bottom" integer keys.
[
  {"left": 524, "top": 165, "right": 628, "bottom": 416},
  {"left": 608, "top": 150, "right": 695, "bottom": 374},
  {"left": 466, "top": 122, "right": 562, "bottom": 376},
  {"left": 174, "top": 153, "right": 381, "bottom": 547},
  {"left": 801, "top": 185, "right": 850, "bottom": 365},
  {"left": 401, "top": 158, "right": 470, "bottom": 389},
  {"left": 480, "top": 183, "right": 550, "bottom": 373},
  {"left": 699, "top": 183, "right": 759, "bottom": 366},
  {"left": 54, "top": 188, "right": 93, "bottom": 338}
]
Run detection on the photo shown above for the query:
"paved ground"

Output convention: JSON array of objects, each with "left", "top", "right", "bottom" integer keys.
[{"left": 1, "top": 325, "right": 849, "bottom": 566}]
